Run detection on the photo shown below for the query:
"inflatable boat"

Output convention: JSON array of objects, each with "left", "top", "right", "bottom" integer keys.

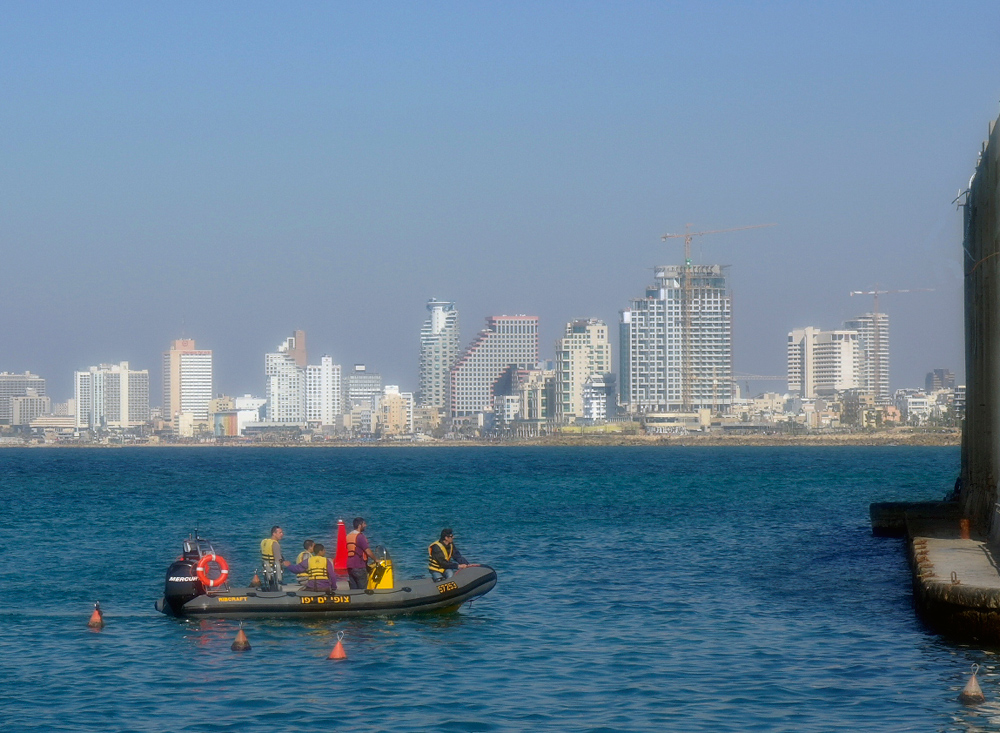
[{"left": 155, "top": 533, "right": 497, "bottom": 619}]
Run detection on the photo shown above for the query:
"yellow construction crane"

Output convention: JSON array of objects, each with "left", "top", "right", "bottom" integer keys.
[
  {"left": 658, "top": 223, "right": 776, "bottom": 412},
  {"left": 848, "top": 287, "right": 933, "bottom": 400}
]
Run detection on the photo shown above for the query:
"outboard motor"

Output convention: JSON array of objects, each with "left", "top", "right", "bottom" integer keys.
[
  {"left": 162, "top": 535, "right": 207, "bottom": 615},
  {"left": 366, "top": 545, "right": 394, "bottom": 590}
]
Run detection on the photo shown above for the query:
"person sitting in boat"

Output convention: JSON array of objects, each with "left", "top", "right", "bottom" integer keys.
[
  {"left": 260, "top": 525, "right": 292, "bottom": 588},
  {"left": 286, "top": 543, "right": 336, "bottom": 591},
  {"left": 346, "top": 517, "right": 373, "bottom": 589},
  {"left": 428, "top": 528, "right": 478, "bottom": 581},
  {"left": 294, "top": 539, "right": 315, "bottom": 583}
]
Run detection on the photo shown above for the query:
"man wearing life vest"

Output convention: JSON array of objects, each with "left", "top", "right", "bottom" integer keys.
[
  {"left": 428, "top": 528, "right": 477, "bottom": 581},
  {"left": 260, "top": 525, "right": 292, "bottom": 589},
  {"left": 294, "top": 539, "right": 315, "bottom": 583},
  {"left": 346, "top": 517, "right": 373, "bottom": 589},
  {"left": 287, "top": 543, "right": 336, "bottom": 591}
]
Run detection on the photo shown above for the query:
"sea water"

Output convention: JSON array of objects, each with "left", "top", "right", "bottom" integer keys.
[{"left": 0, "top": 445, "right": 994, "bottom": 732}]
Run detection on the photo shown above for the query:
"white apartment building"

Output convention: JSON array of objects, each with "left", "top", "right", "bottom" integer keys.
[
  {"left": 844, "top": 312, "right": 890, "bottom": 399},
  {"left": 11, "top": 391, "right": 51, "bottom": 426},
  {"left": 619, "top": 265, "right": 732, "bottom": 413},
  {"left": 450, "top": 315, "right": 539, "bottom": 419},
  {"left": 163, "top": 339, "right": 213, "bottom": 422},
  {"left": 347, "top": 364, "right": 382, "bottom": 411},
  {"left": 74, "top": 362, "right": 150, "bottom": 429},
  {"left": 418, "top": 299, "right": 460, "bottom": 410},
  {"left": 0, "top": 372, "right": 46, "bottom": 424},
  {"left": 266, "top": 337, "right": 306, "bottom": 422},
  {"left": 555, "top": 319, "right": 611, "bottom": 423},
  {"left": 788, "top": 328, "right": 860, "bottom": 398},
  {"left": 305, "top": 356, "right": 342, "bottom": 426}
]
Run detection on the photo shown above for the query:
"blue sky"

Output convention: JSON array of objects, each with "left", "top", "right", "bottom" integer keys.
[{"left": 1, "top": 2, "right": 997, "bottom": 401}]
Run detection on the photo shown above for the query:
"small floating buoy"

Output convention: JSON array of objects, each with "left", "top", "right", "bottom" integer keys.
[
  {"left": 87, "top": 602, "right": 104, "bottom": 630},
  {"left": 250, "top": 572, "right": 261, "bottom": 588},
  {"left": 231, "top": 622, "right": 251, "bottom": 652},
  {"left": 959, "top": 664, "right": 985, "bottom": 704},
  {"left": 328, "top": 630, "right": 347, "bottom": 660}
]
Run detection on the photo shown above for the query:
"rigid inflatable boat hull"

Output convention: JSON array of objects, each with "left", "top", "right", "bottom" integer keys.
[{"left": 156, "top": 565, "right": 497, "bottom": 619}]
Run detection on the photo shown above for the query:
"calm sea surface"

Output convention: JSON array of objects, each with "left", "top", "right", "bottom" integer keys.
[{"left": 1, "top": 445, "right": 996, "bottom": 732}]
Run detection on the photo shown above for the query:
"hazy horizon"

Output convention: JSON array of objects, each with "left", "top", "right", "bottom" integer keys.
[{"left": 2, "top": 3, "right": 997, "bottom": 403}]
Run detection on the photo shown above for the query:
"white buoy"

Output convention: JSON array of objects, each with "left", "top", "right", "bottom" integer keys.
[{"left": 960, "top": 664, "right": 986, "bottom": 704}]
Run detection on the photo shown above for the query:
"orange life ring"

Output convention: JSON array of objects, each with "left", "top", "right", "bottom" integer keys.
[{"left": 195, "top": 553, "right": 230, "bottom": 588}]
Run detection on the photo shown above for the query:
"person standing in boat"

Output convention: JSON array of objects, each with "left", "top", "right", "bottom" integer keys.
[
  {"left": 346, "top": 517, "right": 373, "bottom": 589},
  {"left": 287, "top": 543, "right": 336, "bottom": 591},
  {"left": 294, "top": 539, "right": 315, "bottom": 584},
  {"left": 260, "top": 525, "right": 292, "bottom": 588},
  {"left": 428, "top": 528, "right": 477, "bottom": 581}
]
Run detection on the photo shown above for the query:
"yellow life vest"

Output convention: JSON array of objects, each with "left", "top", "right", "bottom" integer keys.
[
  {"left": 295, "top": 550, "right": 312, "bottom": 580},
  {"left": 307, "top": 554, "right": 329, "bottom": 580},
  {"left": 428, "top": 541, "right": 453, "bottom": 574},
  {"left": 260, "top": 538, "right": 276, "bottom": 565}
]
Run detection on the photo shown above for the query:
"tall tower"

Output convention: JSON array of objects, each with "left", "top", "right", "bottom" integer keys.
[
  {"left": 265, "top": 335, "right": 306, "bottom": 422},
  {"left": 843, "top": 313, "right": 889, "bottom": 399},
  {"left": 555, "top": 319, "right": 611, "bottom": 423},
  {"left": 450, "top": 315, "right": 539, "bottom": 419},
  {"left": 305, "top": 355, "right": 342, "bottom": 426},
  {"left": 619, "top": 265, "right": 732, "bottom": 414},
  {"left": 418, "top": 299, "right": 460, "bottom": 410},
  {"left": 163, "top": 339, "right": 213, "bottom": 421}
]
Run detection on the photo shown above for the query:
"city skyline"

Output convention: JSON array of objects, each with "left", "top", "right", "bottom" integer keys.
[{"left": 2, "top": 5, "right": 996, "bottom": 400}]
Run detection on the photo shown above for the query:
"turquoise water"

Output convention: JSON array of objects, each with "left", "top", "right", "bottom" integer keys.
[{"left": 0, "top": 446, "right": 995, "bottom": 731}]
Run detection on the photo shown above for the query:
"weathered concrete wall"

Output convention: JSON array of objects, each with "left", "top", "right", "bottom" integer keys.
[{"left": 962, "top": 115, "right": 1000, "bottom": 543}]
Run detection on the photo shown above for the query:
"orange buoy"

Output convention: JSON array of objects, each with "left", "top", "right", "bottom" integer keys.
[
  {"left": 328, "top": 630, "right": 347, "bottom": 660},
  {"left": 231, "top": 623, "right": 251, "bottom": 652},
  {"left": 960, "top": 664, "right": 985, "bottom": 704},
  {"left": 334, "top": 519, "right": 348, "bottom": 575},
  {"left": 250, "top": 572, "right": 261, "bottom": 588},
  {"left": 87, "top": 602, "right": 104, "bottom": 630}
]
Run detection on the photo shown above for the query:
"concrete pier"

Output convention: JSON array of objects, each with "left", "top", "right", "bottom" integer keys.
[{"left": 903, "top": 510, "right": 1000, "bottom": 644}]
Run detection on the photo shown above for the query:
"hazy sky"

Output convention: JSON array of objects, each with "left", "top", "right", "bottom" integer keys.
[{"left": 2, "top": 3, "right": 998, "bottom": 402}]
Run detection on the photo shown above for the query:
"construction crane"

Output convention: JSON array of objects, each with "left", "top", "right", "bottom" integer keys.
[
  {"left": 848, "top": 287, "right": 933, "bottom": 401},
  {"left": 732, "top": 374, "right": 785, "bottom": 400},
  {"left": 659, "top": 223, "right": 777, "bottom": 412}
]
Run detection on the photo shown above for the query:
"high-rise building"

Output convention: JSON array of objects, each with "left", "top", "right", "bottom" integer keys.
[
  {"left": 555, "top": 319, "right": 612, "bottom": 423},
  {"left": 11, "top": 391, "right": 50, "bottom": 426},
  {"left": 787, "top": 327, "right": 860, "bottom": 398},
  {"left": 0, "top": 372, "right": 46, "bottom": 424},
  {"left": 418, "top": 299, "right": 460, "bottom": 410},
  {"left": 347, "top": 364, "right": 382, "bottom": 410},
  {"left": 926, "top": 369, "right": 955, "bottom": 393},
  {"left": 843, "top": 312, "right": 890, "bottom": 399},
  {"left": 265, "top": 335, "right": 306, "bottom": 422},
  {"left": 287, "top": 329, "right": 307, "bottom": 368},
  {"left": 619, "top": 265, "right": 732, "bottom": 413},
  {"left": 162, "top": 338, "right": 213, "bottom": 421},
  {"left": 74, "top": 362, "right": 150, "bottom": 429},
  {"left": 305, "top": 356, "right": 342, "bottom": 426},
  {"left": 450, "top": 315, "right": 539, "bottom": 419}
]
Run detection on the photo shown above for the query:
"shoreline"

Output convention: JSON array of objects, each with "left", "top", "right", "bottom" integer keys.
[{"left": 0, "top": 430, "right": 961, "bottom": 448}]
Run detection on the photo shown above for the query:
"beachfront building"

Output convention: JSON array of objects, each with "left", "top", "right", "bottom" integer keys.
[
  {"left": 266, "top": 336, "right": 307, "bottom": 422},
  {"left": 619, "top": 264, "right": 732, "bottom": 414},
  {"left": 162, "top": 338, "right": 213, "bottom": 423},
  {"left": 450, "top": 315, "right": 540, "bottom": 420},
  {"left": 0, "top": 371, "right": 46, "bottom": 424},
  {"left": 555, "top": 319, "right": 612, "bottom": 423},
  {"left": 305, "top": 356, "right": 342, "bottom": 427},
  {"left": 379, "top": 385, "right": 414, "bottom": 436},
  {"left": 347, "top": 364, "right": 382, "bottom": 410},
  {"left": 11, "top": 391, "right": 51, "bottom": 426},
  {"left": 418, "top": 299, "right": 460, "bottom": 410},
  {"left": 843, "top": 312, "right": 890, "bottom": 399},
  {"left": 74, "top": 362, "right": 150, "bottom": 430},
  {"left": 787, "top": 327, "right": 860, "bottom": 398}
]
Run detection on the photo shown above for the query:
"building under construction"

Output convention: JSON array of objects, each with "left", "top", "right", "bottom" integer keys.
[{"left": 619, "top": 264, "right": 732, "bottom": 414}]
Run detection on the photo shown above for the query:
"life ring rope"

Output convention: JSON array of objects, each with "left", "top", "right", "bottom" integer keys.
[{"left": 196, "top": 553, "right": 230, "bottom": 588}]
